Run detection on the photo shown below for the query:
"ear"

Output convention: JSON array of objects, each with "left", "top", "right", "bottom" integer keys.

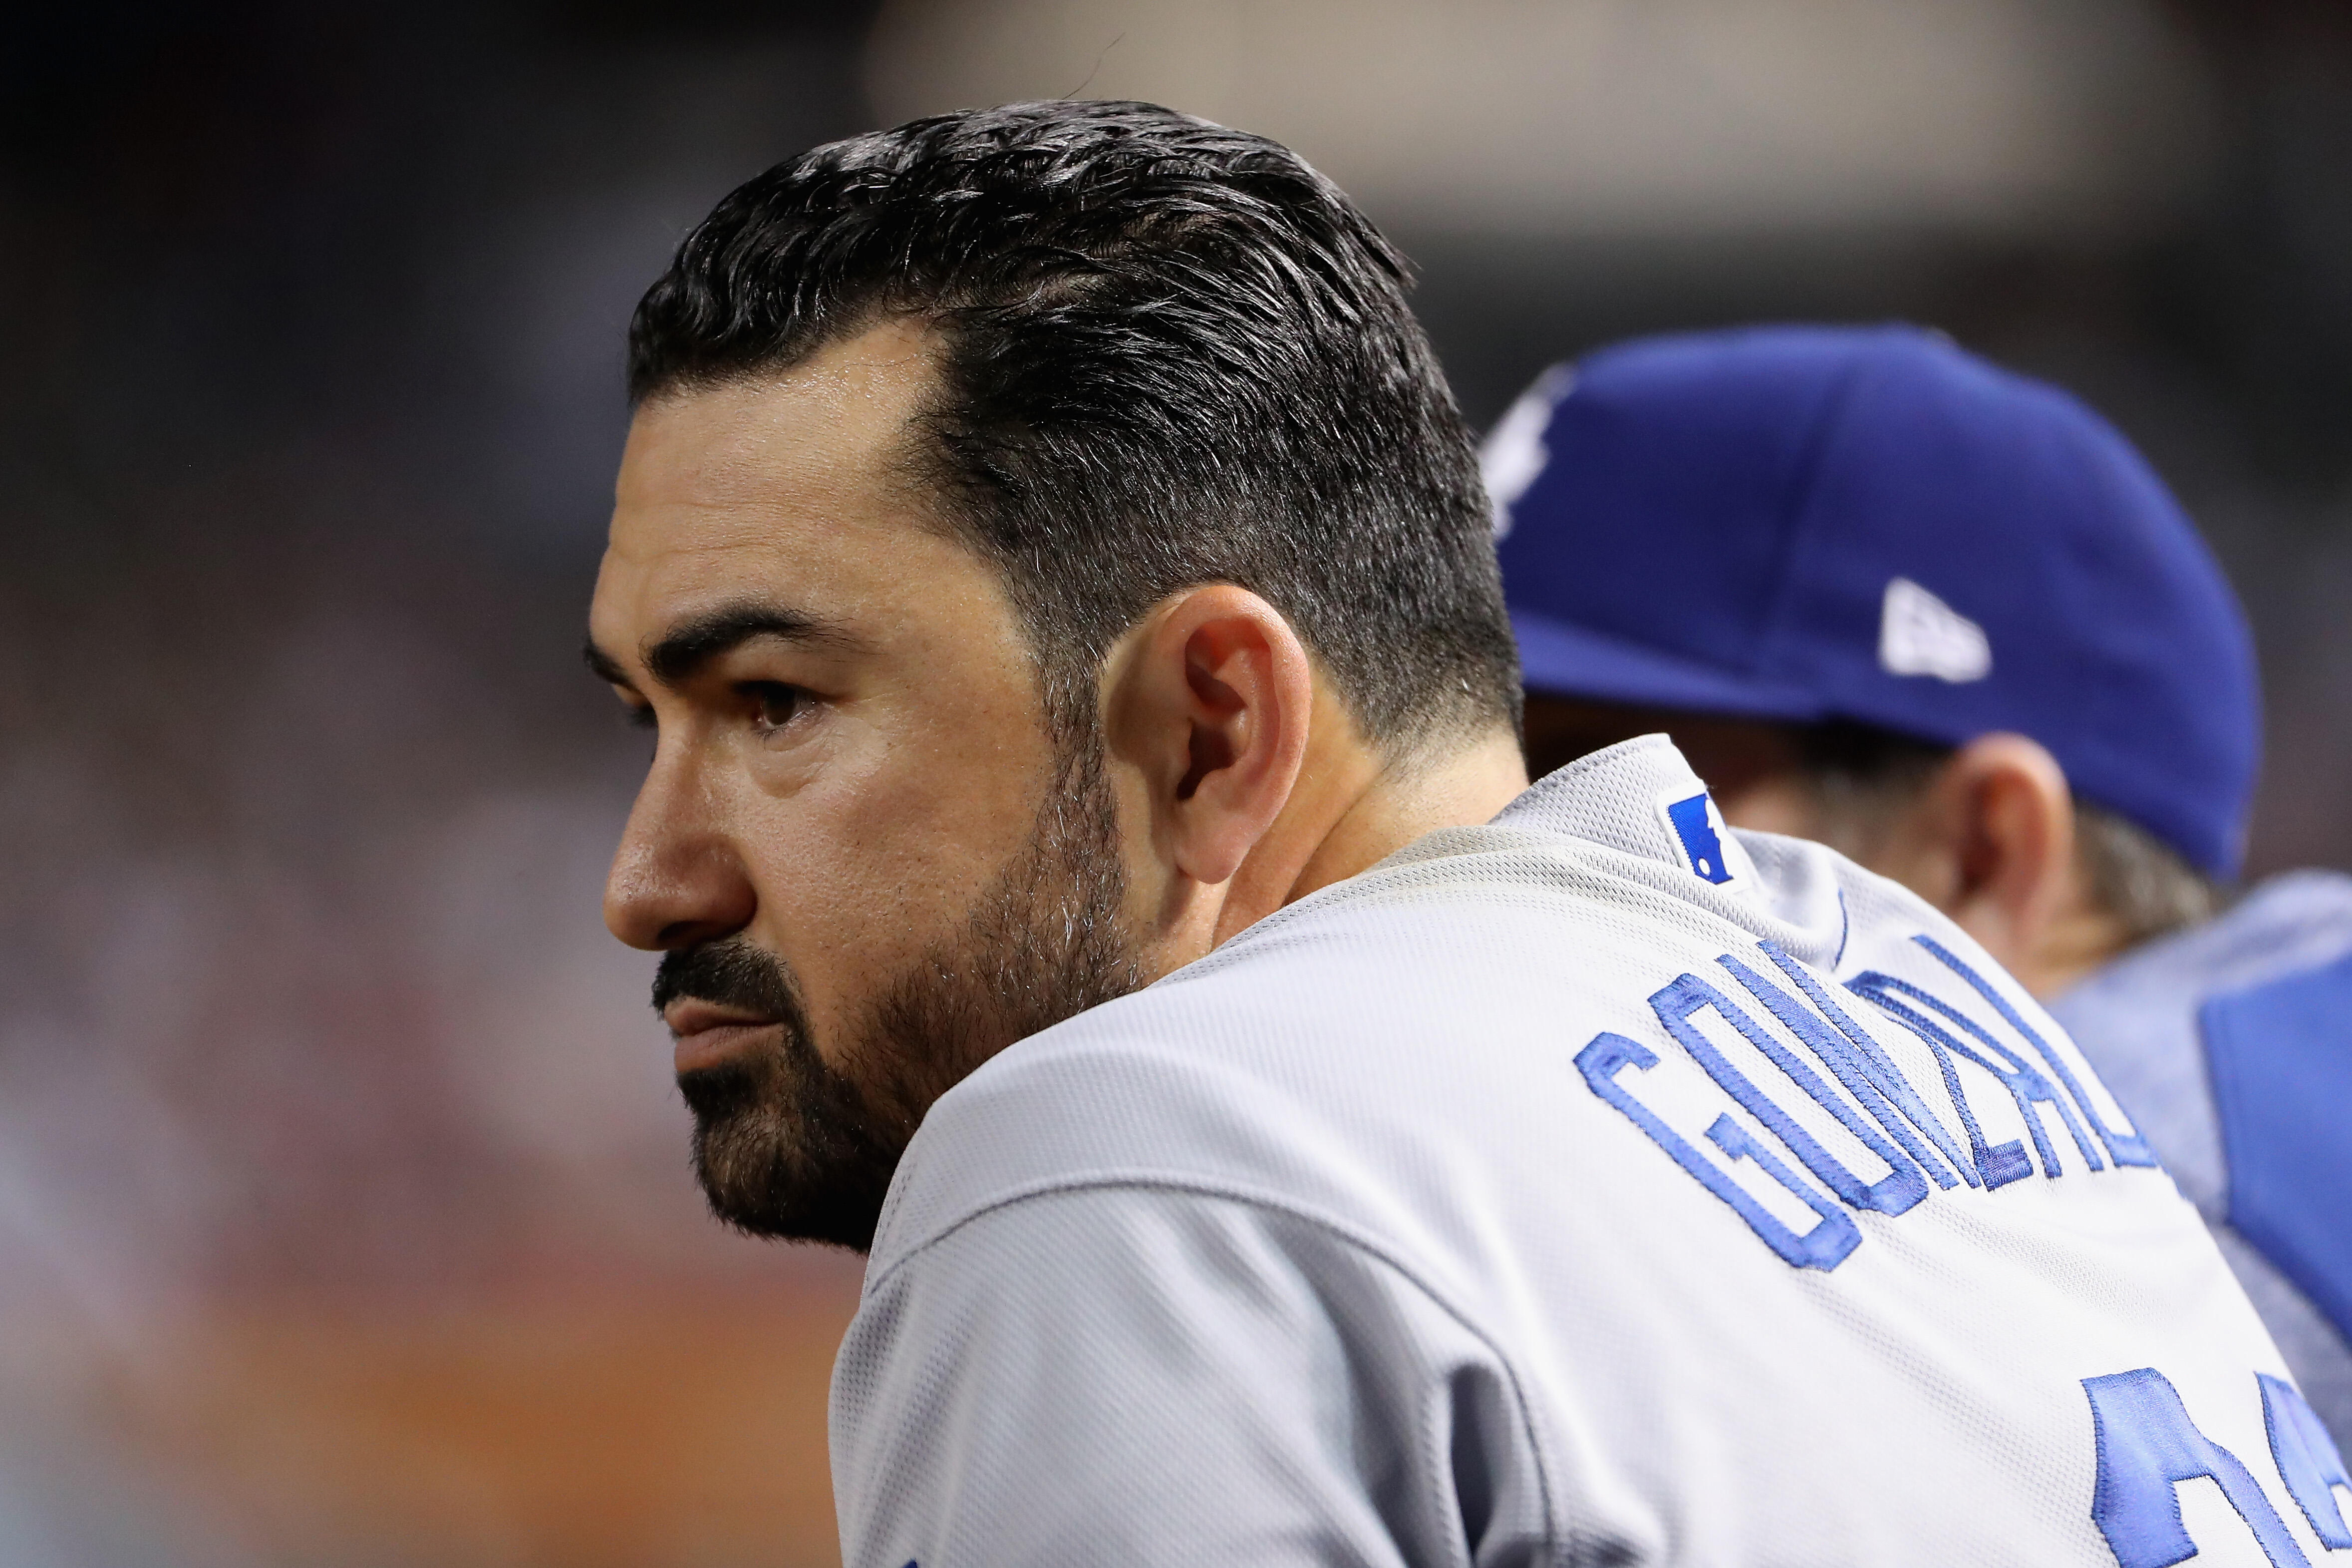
[
  {"left": 1896, "top": 732, "right": 2078, "bottom": 980},
  {"left": 1103, "top": 585, "right": 1314, "bottom": 889}
]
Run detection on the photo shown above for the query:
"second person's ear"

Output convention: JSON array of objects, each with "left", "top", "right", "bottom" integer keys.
[{"left": 1896, "top": 731, "right": 2080, "bottom": 985}]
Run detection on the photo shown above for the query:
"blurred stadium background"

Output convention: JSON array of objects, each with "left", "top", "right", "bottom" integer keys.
[{"left": 3, "top": 1, "right": 2348, "bottom": 1562}]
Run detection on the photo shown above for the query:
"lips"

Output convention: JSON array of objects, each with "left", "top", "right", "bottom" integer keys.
[{"left": 663, "top": 998, "right": 782, "bottom": 1076}]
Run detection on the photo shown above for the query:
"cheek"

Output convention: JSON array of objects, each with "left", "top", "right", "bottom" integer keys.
[{"left": 730, "top": 720, "right": 1055, "bottom": 1030}]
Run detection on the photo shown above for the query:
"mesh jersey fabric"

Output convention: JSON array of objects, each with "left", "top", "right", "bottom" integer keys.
[
  {"left": 829, "top": 736, "right": 2317, "bottom": 1566},
  {"left": 2050, "top": 872, "right": 2352, "bottom": 1447}
]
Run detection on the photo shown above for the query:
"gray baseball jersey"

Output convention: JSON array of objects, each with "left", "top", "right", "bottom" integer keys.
[{"left": 830, "top": 736, "right": 2350, "bottom": 1566}]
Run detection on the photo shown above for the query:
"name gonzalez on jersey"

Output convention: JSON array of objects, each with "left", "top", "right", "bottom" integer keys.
[{"left": 1591, "top": 786, "right": 2352, "bottom": 1568}]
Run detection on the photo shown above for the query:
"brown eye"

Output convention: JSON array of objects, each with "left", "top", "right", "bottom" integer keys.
[{"left": 745, "top": 682, "right": 807, "bottom": 735}]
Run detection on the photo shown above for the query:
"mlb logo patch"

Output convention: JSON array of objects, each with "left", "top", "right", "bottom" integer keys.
[{"left": 1657, "top": 789, "right": 1740, "bottom": 887}]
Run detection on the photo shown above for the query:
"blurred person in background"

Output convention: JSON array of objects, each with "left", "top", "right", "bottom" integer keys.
[
  {"left": 1488, "top": 322, "right": 2352, "bottom": 1444},
  {"left": 588, "top": 104, "right": 2337, "bottom": 1564}
]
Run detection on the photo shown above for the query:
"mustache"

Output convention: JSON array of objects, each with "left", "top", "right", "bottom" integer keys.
[{"left": 651, "top": 937, "right": 804, "bottom": 1022}]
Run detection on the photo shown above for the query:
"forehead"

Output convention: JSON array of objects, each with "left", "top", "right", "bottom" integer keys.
[{"left": 594, "top": 320, "right": 1003, "bottom": 654}]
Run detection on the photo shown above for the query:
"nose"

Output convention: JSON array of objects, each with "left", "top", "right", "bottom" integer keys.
[{"left": 603, "top": 748, "right": 757, "bottom": 952}]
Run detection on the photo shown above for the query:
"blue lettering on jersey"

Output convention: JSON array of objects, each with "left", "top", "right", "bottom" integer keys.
[
  {"left": 1650, "top": 973, "right": 1927, "bottom": 1216},
  {"left": 1730, "top": 946, "right": 1974, "bottom": 1191},
  {"left": 1576, "top": 1032, "right": 1859, "bottom": 1269},
  {"left": 2083, "top": 1368, "right": 2315, "bottom": 1568},
  {"left": 1662, "top": 793, "right": 1735, "bottom": 884},
  {"left": 1848, "top": 969, "right": 2090, "bottom": 1186},
  {"left": 2261, "top": 1372, "right": 2352, "bottom": 1549},
  {"left": 1576, "top": 933, "right": 2155, "bottom": 1270},
  {"left": 1921, "top": 936, "right": 2157, "bottom": 1168}
]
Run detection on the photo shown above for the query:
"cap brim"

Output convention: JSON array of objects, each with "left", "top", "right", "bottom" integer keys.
[{"left": 1511, "top": 607, "right": 1827, "bottom": 720}]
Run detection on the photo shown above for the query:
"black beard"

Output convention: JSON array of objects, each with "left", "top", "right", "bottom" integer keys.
[{"left": 651, "top": 738, "right": 1143, "bottom": 1252}]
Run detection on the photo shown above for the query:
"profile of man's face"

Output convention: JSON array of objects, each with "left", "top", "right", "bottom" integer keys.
[{"left": 587, "top": 321, "right": 1143, "bottom": 1250}]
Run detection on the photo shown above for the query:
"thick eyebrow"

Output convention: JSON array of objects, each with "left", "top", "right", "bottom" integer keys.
[{"left": 584, "top": 601, "right": 868, "bottom": 695}]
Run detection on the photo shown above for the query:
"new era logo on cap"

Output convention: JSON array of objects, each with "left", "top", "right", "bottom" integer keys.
[
  {"left": 1495, "top": 324, "right": 2260, "bottom": 877},
  {"left": 1878, "top": 577, "right": 1991, "bottom": 683}
]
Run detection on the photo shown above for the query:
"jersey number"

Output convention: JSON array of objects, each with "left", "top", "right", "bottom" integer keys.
[{"left": 2083, "top": 1368, "right": 2351, "bottom": 1566}]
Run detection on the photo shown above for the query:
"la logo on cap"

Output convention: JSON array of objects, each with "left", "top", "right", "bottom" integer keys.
[
  {"left": 1479, "top": 363, "right": 1574, "bottom": 539},
  {"left": 1879, "top": 577, "right": 1991, "bottom": 683}
]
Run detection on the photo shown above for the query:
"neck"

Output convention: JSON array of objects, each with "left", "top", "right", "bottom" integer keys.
[
  {"left": 2011, "top": 896, "right": 2133, "bottom": 1000},
  {"left": 1211, "top": 720, "right": 1528, "bottom": 946}
]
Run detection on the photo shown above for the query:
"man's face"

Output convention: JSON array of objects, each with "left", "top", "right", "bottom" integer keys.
[{"left": 587, "top": 321, "right": 1142, "bottom": 1250}]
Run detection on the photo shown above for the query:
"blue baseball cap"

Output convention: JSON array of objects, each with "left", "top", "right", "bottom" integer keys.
[{"left": 1487, "top": 323, "right": 2260, "bottom": 878}]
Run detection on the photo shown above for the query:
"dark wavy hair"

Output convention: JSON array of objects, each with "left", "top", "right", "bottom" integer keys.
[{"left": 627, "top": 99, "right": 1518, "bottom": 753}]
